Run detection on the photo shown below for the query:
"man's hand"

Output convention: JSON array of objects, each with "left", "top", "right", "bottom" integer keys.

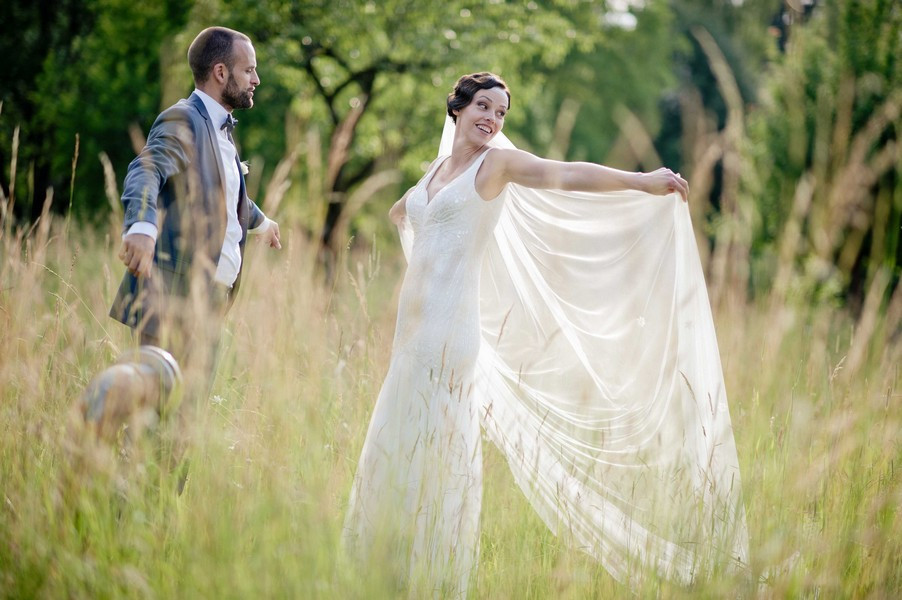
[
  {"left": 262, "top": 220, "right": 281, "bottom": 249},
  {"left": 119, "top": 233, "right": 155, "bottom": 278}
]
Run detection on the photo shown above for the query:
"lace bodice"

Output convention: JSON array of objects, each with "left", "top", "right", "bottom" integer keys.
[{"left": 392, "top": 151, "right": 503, "bottom": 371}]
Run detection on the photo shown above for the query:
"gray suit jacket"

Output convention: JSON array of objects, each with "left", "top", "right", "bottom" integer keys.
[{"left": 110, "top": 93, "right": 264, "bottom": 338}]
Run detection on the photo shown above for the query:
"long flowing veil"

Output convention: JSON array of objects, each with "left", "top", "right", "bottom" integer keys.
[{"left": 401, "top": 117, "right": 749, "bottom": 583}]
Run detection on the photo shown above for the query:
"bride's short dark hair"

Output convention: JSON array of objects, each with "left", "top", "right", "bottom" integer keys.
[{"left": 447, "top": 72, "right": 510, "bottom": 124}]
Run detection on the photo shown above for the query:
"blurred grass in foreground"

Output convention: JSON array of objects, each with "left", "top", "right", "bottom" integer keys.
[{"left": 1, "top": 213, "right": 898, "bottom": 599}]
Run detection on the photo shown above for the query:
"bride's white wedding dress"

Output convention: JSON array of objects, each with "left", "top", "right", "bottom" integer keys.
[{"left": 343, "top": 119, "right": 748, "bottom": 597}]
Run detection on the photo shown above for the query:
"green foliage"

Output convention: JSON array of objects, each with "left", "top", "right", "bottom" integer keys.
[
  {"left": 0, "top": 0, "right": 190, "bottom": 223},
  {"left": 652, "top": 0, "right": 776, "bottom": 173},
  {"left": 514, "top": 1, "right": 678, "bottom": 166},
  {"left": 3, "top": 0, "right": 897, "bottom": 310},
  {"left": 47, "top": 0, "right": 191, "bottom": 220},
  {"left": 744, "top": 0, "right": 901, "bottom": 304},
  {"left": 215, "top": 0, "right": 617, "bottom": 248},
  {"left": 0, "top": 0, "right": 92, "bottom": 218}
]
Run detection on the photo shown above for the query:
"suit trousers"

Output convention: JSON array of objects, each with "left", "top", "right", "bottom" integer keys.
[{"left": 138, "top": 282, "right": 231, "bottom": 458}]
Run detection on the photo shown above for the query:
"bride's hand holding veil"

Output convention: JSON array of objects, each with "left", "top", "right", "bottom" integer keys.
[{"left": 640, "top": 166, "right": 690, "bottom": 201}]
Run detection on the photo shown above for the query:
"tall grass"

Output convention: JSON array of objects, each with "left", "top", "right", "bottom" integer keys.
[{"left": 1, "top": 202, "right": 899, "bottom": 597}]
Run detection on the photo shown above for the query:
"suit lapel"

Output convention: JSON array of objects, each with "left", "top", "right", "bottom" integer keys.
[
  {"left": 189, "top": 93, "right": 229, "bottom": 198},
  {"left": 236, "top": 154, "right": 248, "bottom": 229},
  {"left": 188, "top": 93, "right": 249, "bottom": 244}
]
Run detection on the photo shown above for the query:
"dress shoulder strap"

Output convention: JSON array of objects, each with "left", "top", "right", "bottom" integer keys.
[
  {"left": 428, "top": 155, "right": 450, "bottom": 176},
  {"left": 472, "top": 148, "right": 493, "bottom": 170},
  {"left": 464, "top": 148, "right": 494, "bottom": 184}
]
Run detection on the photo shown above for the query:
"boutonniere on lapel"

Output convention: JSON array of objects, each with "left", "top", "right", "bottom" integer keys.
[{"left": 240, "top": 161, "right": 250, "bottom": 176}]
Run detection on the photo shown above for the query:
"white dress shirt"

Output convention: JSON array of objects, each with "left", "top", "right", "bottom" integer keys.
[
  {"left": 195, "top": 89, "right": 243, "bottom": 287},
  {"left": 126, "top": 89, "right": 273, "bottom": 288}
]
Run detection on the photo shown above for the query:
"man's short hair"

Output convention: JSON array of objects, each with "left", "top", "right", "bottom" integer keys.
[{"left": 187, "top": 27, "right": 251, "bottom": 85}]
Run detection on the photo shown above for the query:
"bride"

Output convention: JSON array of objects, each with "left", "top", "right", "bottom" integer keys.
[{"left": 343, "top": 72, "right": 748, "bottom": 596}]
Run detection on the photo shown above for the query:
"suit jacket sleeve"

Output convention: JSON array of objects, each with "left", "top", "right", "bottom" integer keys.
[
  {"left": 120, "top": 107, "right": 194, "bottom": 232},
  {"left": 247, "top": 197, "right": 265, "bottom": 230}
]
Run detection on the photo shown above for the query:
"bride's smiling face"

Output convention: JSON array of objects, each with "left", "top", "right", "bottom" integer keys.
[{"left": 454, "top": 87, "right": 508, "bottom": 144}]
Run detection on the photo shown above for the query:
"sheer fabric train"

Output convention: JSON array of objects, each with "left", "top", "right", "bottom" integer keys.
[{"left": 345, "top": 117, "right": 749, "bottom": 595}]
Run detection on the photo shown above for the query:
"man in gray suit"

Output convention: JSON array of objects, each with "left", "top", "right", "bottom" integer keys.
[{"left": 110, "top": 26, "right": 280, "bottom": 392}]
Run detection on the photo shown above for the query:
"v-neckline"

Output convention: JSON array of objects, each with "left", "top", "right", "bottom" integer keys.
[{"left": 423, "top": 151, "right": 487, "bottom": 206}]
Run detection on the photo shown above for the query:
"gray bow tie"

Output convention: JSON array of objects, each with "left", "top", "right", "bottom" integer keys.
[{"left": 221, "top": 115, "right": 237, "bottom": 139}]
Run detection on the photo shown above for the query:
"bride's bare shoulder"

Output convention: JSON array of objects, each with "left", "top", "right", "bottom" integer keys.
[
  {"left": 482, "top": 147, "right": 538, "bottom": 176},
  {"left": 485, "top": 147, "right": 533, "bottom": 162},
  {"left": 477, "top": 148, "right": 532, "bottom": 200}
]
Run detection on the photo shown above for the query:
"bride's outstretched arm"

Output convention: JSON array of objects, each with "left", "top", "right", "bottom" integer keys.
[{"left": 485, "top": 148, "right": 689, "bottom": 202}]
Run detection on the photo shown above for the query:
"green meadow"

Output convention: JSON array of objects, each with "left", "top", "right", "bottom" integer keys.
[{"left": 1, "top": 213, "right": 898, "bottom": 598}]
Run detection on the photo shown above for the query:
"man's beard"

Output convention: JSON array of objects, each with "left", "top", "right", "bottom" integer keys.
[{"left": 222, "top": 73, "right": 252, "bottom": 110}]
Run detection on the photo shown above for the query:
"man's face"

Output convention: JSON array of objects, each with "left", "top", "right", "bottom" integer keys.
[{"left": 221, "top": 41, "right": 259, "bottom": 111}]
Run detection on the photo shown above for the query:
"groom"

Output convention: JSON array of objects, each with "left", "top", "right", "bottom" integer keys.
[{"left": 110, "top": 26, "right": 280, "bottom": 391}]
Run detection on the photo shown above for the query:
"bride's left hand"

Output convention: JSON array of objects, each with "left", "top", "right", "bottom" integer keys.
[{"left": 641, "top": 168, "right": 689, "bottom": 203}]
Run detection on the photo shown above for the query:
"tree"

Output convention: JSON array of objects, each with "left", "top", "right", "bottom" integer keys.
[
  {"left": 218, "top": 0, "right": 620, "bottom": 266},
  {"left": 0, "top": 0, "right": 91, "bottom": 223},
  {"left": 0, "top": 0, "right": 190, "bottom": 227},
  {"left": 513, "top": 0, "right": 678, "bottom": 168}
]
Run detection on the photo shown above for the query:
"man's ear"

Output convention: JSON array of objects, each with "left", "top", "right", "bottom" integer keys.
[{"left": 212, "top": 63, "right": 228, "bottom": 84}]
